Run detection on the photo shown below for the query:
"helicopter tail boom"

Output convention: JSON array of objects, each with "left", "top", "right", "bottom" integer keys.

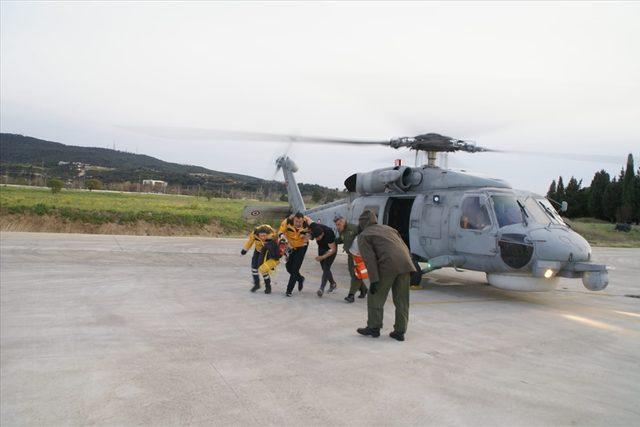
[{"left": 276, "top": 156, "right": 306, "bottom": 214}]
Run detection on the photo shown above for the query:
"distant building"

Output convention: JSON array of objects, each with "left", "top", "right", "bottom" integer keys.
[{"left": 142, "top": 179, "right": 168, "bottom": 193}]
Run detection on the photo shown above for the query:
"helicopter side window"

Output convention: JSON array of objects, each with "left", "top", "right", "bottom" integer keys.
[{"left": 460, "top": 197, "right": 491, "bottom": 231}]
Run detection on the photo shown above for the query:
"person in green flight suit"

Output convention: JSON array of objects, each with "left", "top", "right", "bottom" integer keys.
[
  {"left": 355, "top": 210, "right": 416, "bottom": 342},
  {"left": 333, "top": 215, "right": 367, "bottom": 303}
]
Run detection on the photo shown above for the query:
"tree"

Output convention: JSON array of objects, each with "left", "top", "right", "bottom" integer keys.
[
  {"left": 86, "top": 178, "right": 102, "bottom": 191},
  {"left": 564, "top": 177, "right": 586, "bottom": 218},
  {"left": 602, "top": 178, "right": 622, "bottom": 222},
  {"left": 556, "top": 176, "right": 565, "bottom": 202},
  {"left": 546, "top": 180, "right": 557, "bottom": 201},
  {"left": 311, "top": 188, "right": 325, "bottom": 203},
  {"left": 634, "top": 167, "right": 640, "bottom": 224},
  {"left": 47, "top": 178, "right": 64, "bottom": 194},
  {"left": 620, "top": 154, "right": 636, "bottom": 222},
  {"left": 588, "top": 170, "right": 610, "bottom": 220}
]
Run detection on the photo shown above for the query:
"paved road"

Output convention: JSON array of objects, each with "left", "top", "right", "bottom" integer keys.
[{"left": 1, "top": 232, "right": 639, "bottom": 426}]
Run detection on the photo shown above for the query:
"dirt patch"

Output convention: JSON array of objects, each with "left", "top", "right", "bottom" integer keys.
[{"left": 0, "top": 213, "right": 226, "bottom": 237}]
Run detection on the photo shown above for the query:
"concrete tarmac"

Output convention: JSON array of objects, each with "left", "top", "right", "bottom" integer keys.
[{"left": 1, "top": 232, "right": 639, "bottom": 426}]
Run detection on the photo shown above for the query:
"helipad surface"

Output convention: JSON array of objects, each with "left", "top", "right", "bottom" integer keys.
[{"left": 1, "top": 232, "right": 639, "bottom": 426}]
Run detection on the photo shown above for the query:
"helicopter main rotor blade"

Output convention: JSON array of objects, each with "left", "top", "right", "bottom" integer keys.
[
  {"left": 495, "top": 150, "right": 624, "bottom": 164},
  {"left": 122, "top": 126, "right": 389, "bottom": 146},
  {"left": 121, "top": 126, "right": 624, "bottom": 164}
]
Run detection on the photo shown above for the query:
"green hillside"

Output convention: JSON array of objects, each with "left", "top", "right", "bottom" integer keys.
[{"left": 0, "top": 133, "right": 341, "bottom": 202}]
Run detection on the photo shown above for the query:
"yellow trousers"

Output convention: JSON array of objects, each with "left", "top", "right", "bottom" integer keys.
[{"left": 258, "top": 259, "right": 279, "bottom": 275}]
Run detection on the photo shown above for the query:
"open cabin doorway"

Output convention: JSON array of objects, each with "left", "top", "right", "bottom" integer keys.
[{"left": 385, "top": 197, "right": 415, "bottom": 247}]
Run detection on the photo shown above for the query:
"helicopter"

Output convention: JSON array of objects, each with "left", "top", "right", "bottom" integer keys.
[{"left": 130, "top": 127, "right": 610, "bottom": 293}]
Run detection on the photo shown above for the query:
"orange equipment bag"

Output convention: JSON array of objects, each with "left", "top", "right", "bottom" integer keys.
[{"left": 353, "top": 255, "right": 369, "bottom": 280}]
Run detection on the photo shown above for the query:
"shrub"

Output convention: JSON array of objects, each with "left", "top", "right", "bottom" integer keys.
[
  {"left": 47, "top": 178, "right": 64, "bottom": 194},
  {"left": 33, "top": 203, "right": 49, "bottom": 215},
  {"left": 86, "top": 179, "right": 103, "bottom": 191}
]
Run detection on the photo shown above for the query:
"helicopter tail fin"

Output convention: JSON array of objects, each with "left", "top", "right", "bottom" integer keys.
[{"left": 276, "top": 156, "right": 306, "bottom": 214}]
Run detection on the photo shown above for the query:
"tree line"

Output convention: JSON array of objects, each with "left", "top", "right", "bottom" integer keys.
[{"left": 546, "top": 154, "right": 640, "bottom": 223}]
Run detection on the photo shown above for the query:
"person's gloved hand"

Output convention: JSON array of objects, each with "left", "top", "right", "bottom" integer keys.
[
  {"left": 241, "top": 249, "right": 247, "bottom": 255},
  {"left": 370, "top": 282, "right": 379, "bottom": 295}
]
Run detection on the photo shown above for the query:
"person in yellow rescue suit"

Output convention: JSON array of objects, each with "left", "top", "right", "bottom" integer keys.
[
  {"left": 254, "top": 231, "right": 284, "bottom": 294},
  {"left": 278, "top": 213, "right": 311, "bottom": 297},
  {"left": 241, "top": 224, "right": 275, "bottom": 292}
]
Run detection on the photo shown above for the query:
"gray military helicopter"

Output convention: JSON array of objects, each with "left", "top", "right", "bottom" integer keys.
[{"left": 132, "top": 127, "right": 610, "bottom": 292}]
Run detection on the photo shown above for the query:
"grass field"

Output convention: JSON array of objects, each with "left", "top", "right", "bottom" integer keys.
[
  {"left": 0, "top": 186, "right": 280, "bottom": 235},
  {"left": 567, "top": 218, "right": 640, "bottom": 248},
  {"left": 1, "top": 186, "right": 638, "bottom": 246}
]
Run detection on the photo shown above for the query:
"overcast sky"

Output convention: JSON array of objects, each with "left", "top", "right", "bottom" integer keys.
[{"left": 1, "top": 1, "right": 638, "bottom": 193}]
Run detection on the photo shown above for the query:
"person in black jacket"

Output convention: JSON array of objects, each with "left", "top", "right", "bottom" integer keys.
[{"left": 309, "top": 222, "right": 338, "bottom": 297}]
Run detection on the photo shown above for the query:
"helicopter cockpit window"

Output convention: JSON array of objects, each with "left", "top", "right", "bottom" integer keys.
[
  {"left": 537, "top": 199, "right": 565, "bottom": 225},
  {"left": 523, "top": 197, "right": 550, "bottom": 224},
  {"left": 491, "top": 195, "right": 524, "bottom": 228},
  {"left": 460, "top": 197, "right": 492, "bottom": 230}
]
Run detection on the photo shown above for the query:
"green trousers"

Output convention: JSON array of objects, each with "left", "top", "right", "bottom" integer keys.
[
  {"left": 348, "top": 256, "right": 367, "bottom": 295},
  {"left": 367, "top": 272, "right": 410, "bottom": 333}
]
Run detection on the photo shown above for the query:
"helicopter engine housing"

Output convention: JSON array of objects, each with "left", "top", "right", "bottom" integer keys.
[{"left": 354, "top": 166, "right": 420, "bottom": 195}]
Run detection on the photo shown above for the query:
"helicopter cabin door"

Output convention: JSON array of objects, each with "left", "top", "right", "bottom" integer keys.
[
  {"left": 384, "top": 197, "right": 415, "bottom": 248},
  {"left": 452, "top": 194, "right": 498, "bottom": 256}
]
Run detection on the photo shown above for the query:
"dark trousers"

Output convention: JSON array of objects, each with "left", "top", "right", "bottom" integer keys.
[
  {"left": 286, "top": 245, "right": 308, "bottom": 293},
  {"left": 319, "top": 248, "right": 337, "bottom": 290},
  {"left": 367, "top": 273, "right": 410, "bottom": 333},
  {"left": 250, "top": 250, "right": 260, "bottom": 286}
]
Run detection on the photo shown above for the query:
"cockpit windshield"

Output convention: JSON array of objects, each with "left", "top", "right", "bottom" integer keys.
[
  {"left": 522, "top": 197, "right": 551, "bottom": 224},
  {"left": 537, "top": 198, "right": 565, "bottom": 225},
  {"left": 491, "top": 195, "right": 524, "bottom": 228}
]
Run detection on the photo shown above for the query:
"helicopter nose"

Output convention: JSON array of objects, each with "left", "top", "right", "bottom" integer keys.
[{"left": 529, "top": 227, "right": 591, "bottom": 263}]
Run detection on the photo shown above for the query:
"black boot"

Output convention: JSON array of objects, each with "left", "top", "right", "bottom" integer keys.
[
  {"left": 263, "top": 275, "right": 271, "bottom": 294},
  {"left": 389, "top": 331, "right": 405, "bottom": 341},
  {"left": 344, "top": 294, "right": 355, "bottom": 303},
  {"left": 264, "top": 284, "right": 271, "bottom": 294},
  {"left": 250, "top": 283, "right": 260, "bottom": 293},
  {"left": 358, "top": 286, "right": 368, "bottom": 298},
  {"left": 357, "top": 327, "right": 380, "bottom": 338},
  {"left": 286, "top": 277, "right": 296, "bottom": 295},
  {"left": 298, "top": 276, "right": 305, "bottom": 292}
]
